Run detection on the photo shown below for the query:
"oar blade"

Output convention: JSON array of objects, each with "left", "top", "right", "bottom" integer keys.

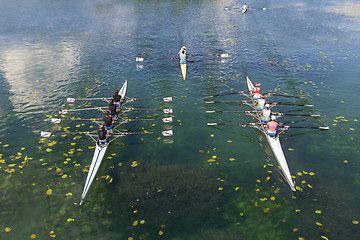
[
  {"left": 51, "top": 118, "right": 61, "bottom": 124},
  {"left": 41, "top": 131, "right": 52, "bottom": 137},
  {"left": 59, "top": 110, "right": 68, "bottom": 115},
  {"left": 163, "top": 109, "right": 173, "bottom": 114},
  {"left": 163, "top": 97, "right": 173, "bottom": 102},
  {"left": 162, "top": 117, "right": 173, "bottom": 123},
  {"left": 161, "top": 130, "right": 173, "bottom": 136}
]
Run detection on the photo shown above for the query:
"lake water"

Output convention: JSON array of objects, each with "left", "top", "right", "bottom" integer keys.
[{"left": 1, "top": 0, "right": 359, "bottom": 239}]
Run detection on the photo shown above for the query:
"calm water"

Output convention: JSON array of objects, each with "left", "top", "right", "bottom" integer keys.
[{"left": 1, "top": 0, "right": 360, "bottom": 239}]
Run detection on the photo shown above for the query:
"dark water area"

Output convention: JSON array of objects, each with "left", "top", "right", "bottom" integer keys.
[{"left": 1, "top": 0, "right": 360, "bottom": 239}]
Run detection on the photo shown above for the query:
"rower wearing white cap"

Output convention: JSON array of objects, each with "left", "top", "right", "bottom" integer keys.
[
  {"left": 266, "top": 115, "right": 278, "bottom": 136},
  {"left": 256, "top": 94, "right": 266, "bottom": 111},
  {"left": 261, "top": 104, "right": 271, "bottom": 122},
  {"left": 178, "top": 46, "right": 186, "bottom": 56},
  {"left": 178, "top": 46, "right": 187, "bottom": 64}
]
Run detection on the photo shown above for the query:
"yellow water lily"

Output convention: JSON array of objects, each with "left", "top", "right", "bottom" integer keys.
[
  {"left": 46, "top": 186, "right": 53, "bottom": 196},
  {"left": 131, "top": 161, "right": 138, "bottom": 167},
  {"left": 5, "top": 227, "right": 11, "bottom": 232}
]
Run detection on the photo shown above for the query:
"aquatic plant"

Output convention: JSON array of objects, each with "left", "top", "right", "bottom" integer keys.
[{"left": 112, "top": 164, "right": 225, "bottom": 237}]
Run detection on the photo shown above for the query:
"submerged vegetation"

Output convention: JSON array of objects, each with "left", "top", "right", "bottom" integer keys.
[{"left": 112, "top": 164, "right": 225, "bottom": 238}]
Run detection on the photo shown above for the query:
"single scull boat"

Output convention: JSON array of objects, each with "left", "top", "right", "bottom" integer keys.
[
  {"left": 180, "top": 62, "right": 187, "bottom": 80},
  {"left": 80, "top": 80, "right": 128, "bottom": 205},
  {"left": 246, "top": 76, "right": 296, "bottom": 191}
]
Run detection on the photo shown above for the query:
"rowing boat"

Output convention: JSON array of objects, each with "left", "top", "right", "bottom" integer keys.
[
  {"left": 80, "top": 80, "right": 128, "bottom": 205},
  {"left": 180, "top": 62, "right": 186, "bottom": 80},
  {"left": 246, "top": 76, "right": 296, "bottom": 191}
]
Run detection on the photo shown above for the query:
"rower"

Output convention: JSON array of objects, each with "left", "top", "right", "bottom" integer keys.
[
  {"left": 103, "top": 111, "right": 113, "bottom": 130},
  {"left": 108, "top": 99, "right": 117, "bottom": 119},
  {"left": 252, "top": 82, "right": 261, "bottom": 101},
  {"left": 266, "top": 115, "right": 278, "bottom": 137},
  {"left": 256, "top": 94, "right": 266, "bottom": 111},
  {"left": 113, "top": 89, "right": 122, "bottom": 107},
  {"left": 178, "top": 46, "right": 186, "bottom": 56},
  {"left": 261, "top": 104, "right": 271, "bottom": 122},
  {"left": 98, "top": 125, "right": 107, "bottom": 145},
  {"left": 179, "top": 50, "right": 187, "bottom": 64},
  {"left": 242, "top": 3, "right": 248, "bottom": 11}
]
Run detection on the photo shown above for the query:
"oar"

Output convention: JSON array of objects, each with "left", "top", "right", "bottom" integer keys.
[
  {"left": 59, "top": 107, "right": 106, "bottom": 114},
  {"left": 121, "top": 117, "right": 173, "bottom": 123},
  {"left": 190, "top": 53, "right": 229, "bottom": 58},
  {"left": 124, "top": 107, "right": 173, "bottom": 113},
  {"left": 274, "top": 113, "right": 320, "bottom": 117},
  {"left": 136, "top": 57, "right": 174, "bottom": 62},
  {"left": 250, "top": 7, "right": 268, "bottom": 10},
  {"left": 40, "top": 131, "right": 96, "bottom": 137},
  {"left": 205, "top": 90, "right": 250, "bottom": 98},
  {"left": 207, "top": 122, "right": 253, "bottom": 126},
  {"left": 50, "top": 117, "right": 173, "bottom": 124},
  {"left": 118, "top": 130, "right": 173, "bottom": 136},
  {"left": 136, "top": 57, "right": 194, "bottom": 63},
  {"left": 206, "top": 110, "right": 253, "bottom": 113},
  {"left": 280, "top": 126, "right": 329, "bottom": 130},
  {"left": 67, "top": 97, "right": 109, "bottom": 102},
  {"left": 127, "top": 97, "right": 172, "bottom": 102},
  {"left": 49, "top": 118, "right": 99, "bottom": 123},
  {"left": 205, "top": 100, "right": 247, "bottom": 104},
  {"left": 266, "top": 93, "right": 306, "bottom": 99},
  {"left": 205, "top": 100, "right": 314, "bottom": 107},
  {"left": 207, "top": 123, "right": 330, "bottom": 130},
  {"left": 40, "top": 129, "right": 174, "bottom": 138},
  {"left": 269, "top": 102, "right": 314, "bottom": 107},
  {"left": 240, "top": 100, "right": 314, "bottom": 107},
  {"left": 67, "top": 96, "right": 172, "bottom": 102}
]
